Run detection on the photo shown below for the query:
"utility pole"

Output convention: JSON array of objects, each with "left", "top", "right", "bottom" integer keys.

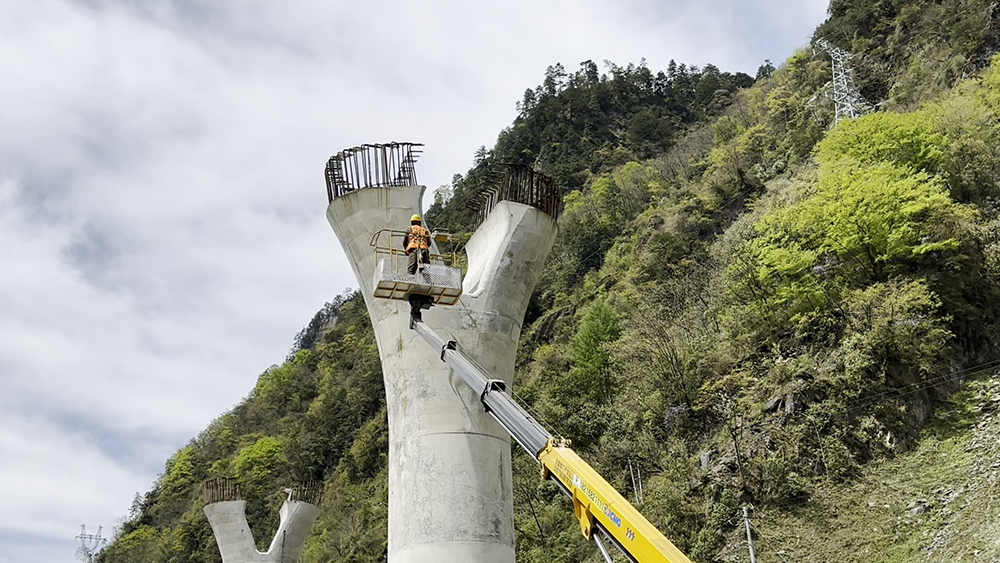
[
  {"left": 813, "top": 38, "right": 871, "bottom": 125},
  {"left": 742, "top": 507, "right": 758, "bottom": 563},
  {"left": 75, "top": 524, "right": 105, "bottom": 563},
  {"left": 628, "top": 460, "right": 644, "bottom": 505}
]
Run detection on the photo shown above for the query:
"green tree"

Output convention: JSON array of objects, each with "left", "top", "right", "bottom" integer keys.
[
  {"left": 99, "top": 526, "right": 170, "bottom": 563},
  {"left": 560, "top": 298, "right": 621, "bottom": 405},
  {"left": 233, "top": 436, "right": 286, "bottom": 485},
  {"left": 815, "top": 112, "right": 945, "bottom": 174}
]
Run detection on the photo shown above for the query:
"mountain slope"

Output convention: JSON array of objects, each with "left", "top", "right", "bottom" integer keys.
[
  {"left": 717, "top": 374, "right": 1000, "bottom": 562},
  {"left": 99, "top": 3, "right": 1000, "bottom": 562}
]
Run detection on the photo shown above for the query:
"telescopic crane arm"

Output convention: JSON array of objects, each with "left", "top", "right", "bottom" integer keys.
[{"left": 411, "top": 319, "right": 693, "bottom": 563}]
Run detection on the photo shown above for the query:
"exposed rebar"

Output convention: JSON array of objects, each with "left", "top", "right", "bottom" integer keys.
[
  {"left": 203, "top": 477, "right": 243, "bottom": 504},
  {"left": 203, "top": 478, "right": 324, "bottom": 506},
  {"left": 470, "top": 164, "right": 561, "bottom": 228},
  {"left": 325, "top": 142, "right": 424, "bottom": 202},
  {"left": 285, "top": 481, "right": 325, "bottom": 506}
]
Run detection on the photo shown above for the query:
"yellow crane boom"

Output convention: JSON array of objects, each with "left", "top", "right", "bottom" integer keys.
[
  {"left": 411, "top": 319, "right": 692, "bottom": 563},
  {"left": 540, "top": 441, "right": 693, "bottom": 562}
]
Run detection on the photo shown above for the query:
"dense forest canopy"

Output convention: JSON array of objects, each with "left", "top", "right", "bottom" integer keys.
[
  {"left": 425, "top": 60, "right": 754, "bottom": 233},
  {"left": 100, "top": 1, "right": 1000, "bottom": 561}
]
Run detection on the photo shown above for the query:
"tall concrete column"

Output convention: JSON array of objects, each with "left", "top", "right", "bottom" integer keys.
[{"left": 327, "top": 182, "right": 557, "bottom": 563}]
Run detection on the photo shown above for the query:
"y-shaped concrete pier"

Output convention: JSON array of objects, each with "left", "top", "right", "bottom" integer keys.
[
  {"left": 325, "top": 145, "right": 558, "bottom": 562},
  {"left": 202, "top": 480, "right": 321, "bottom": 563}
]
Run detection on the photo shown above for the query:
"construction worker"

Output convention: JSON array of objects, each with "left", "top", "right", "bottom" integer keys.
[{"left": 403, "top": 214, "right": 431, "bottom": 275}]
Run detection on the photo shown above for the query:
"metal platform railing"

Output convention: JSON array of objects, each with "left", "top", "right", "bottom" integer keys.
[
  {"left": 369, "top": 229, "right": 463, "bottom": 306},
  {"left": 369, "top": 229, "right": 456, "bottom": 269}
]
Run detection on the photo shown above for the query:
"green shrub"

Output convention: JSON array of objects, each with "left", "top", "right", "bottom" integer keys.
[{"left": 816, "top": 112, "right": 945, "bottom": 174}]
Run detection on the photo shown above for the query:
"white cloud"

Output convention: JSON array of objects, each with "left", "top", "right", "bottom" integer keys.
[
  {"left": 0, "top": 0, "right": 828, "bottom": 560},
  {"left": 0, "top": 413, "right": 147, "bottom": 538}
]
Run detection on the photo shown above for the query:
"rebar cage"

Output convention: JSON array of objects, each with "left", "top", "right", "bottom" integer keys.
[
  {"left": 325, "top": 142, "right": 424, "bottom": 202},
  {"left": 202, "top": 478, "right": 324, "bottom": 506},
  {"left": 469, "top": 164, "right": 561, "bottom": 229},
  {"left": 285, "top": 482, "right": 324, "bottom": 506},
  {"left": 203, "top": 478, "right": 242, "bottom": 504}
]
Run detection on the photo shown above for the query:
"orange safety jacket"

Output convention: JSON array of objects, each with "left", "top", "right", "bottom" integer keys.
[{"left": 404, "top": 224, "right": 430, "bottom": 253}]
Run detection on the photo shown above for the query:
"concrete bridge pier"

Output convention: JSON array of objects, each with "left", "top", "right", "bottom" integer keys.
[
  {"left": 203, "top": 498, "right": 320, "bottom": 563},
  {"left": 325, "top": 148, "right": 559, "bottom": 563}
]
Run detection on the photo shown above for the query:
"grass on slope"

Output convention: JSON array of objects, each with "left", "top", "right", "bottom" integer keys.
[{"left": 717, "top": 375, "right": 1000, "bottom": 563}]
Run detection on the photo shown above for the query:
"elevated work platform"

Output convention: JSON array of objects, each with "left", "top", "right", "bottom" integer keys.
[
  {"left": 369, "top": 228, "right": 463, "bottom": 306},
  {"left": 373, "top": 260, "right": 462, "bottom": 305}
]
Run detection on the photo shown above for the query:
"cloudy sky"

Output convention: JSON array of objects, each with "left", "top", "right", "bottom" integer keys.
[{"left": 0, "top": 0, "right": 828, "bottom": 560}]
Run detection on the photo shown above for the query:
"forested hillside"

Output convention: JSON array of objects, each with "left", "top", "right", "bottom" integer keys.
[{"left": 99, "top": 1, "right": 1000, "bottom": 561}]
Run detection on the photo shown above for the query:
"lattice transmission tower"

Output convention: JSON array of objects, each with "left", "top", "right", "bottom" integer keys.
[
  {"left": 813, "top": 38, "right": 872, "bottom": 124},
  {"left": 75, "top": 524, "right": 105, "bottom": 563}
]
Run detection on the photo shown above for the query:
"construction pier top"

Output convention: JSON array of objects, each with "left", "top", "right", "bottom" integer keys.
[{"left": 202, "top": 479, "right": 321, "bottom": 563}]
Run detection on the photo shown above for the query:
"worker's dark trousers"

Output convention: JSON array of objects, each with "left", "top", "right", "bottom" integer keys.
[{"left": 407, "top": 250, "right": 430, "bottom": 274}]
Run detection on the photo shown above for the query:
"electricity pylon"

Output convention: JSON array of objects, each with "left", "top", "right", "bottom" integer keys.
[
  {"left": 813, "top": 38, "right": 872, "bottom": 124},
  {"left": 75, "top": 524, "right": 105, "bottom": 563}
]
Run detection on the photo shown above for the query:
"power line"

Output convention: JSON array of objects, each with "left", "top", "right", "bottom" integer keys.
[{"left": 847, "top": 358, "right": 1000, "bottom": 413}]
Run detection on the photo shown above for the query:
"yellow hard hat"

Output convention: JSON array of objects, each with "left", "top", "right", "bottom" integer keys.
[{"left": 410, "top": 214, "right": 422, "bottom": 222}]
